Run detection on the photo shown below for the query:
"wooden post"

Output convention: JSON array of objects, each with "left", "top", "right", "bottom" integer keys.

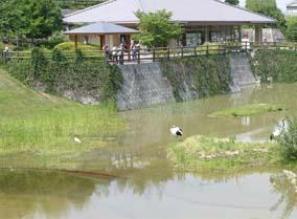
[
  {"left": 74, "top": 35, "right": 78, "bottom": 50},
  {"left": 137, "top": 49, "right": 140, "bottom": 64},
  {"left": 181, "top": 46, "right": 184, "bottom": 58},
  {"left": 127, "top": 34, "right": 131, "bottom": 61},
  {"left": 100, "top": 35, "right": 106, "bottom": 48},
  {"left": 205, "top": 26, "right": 209, "bottom": 43},
  {"left": 255, "top": 26, "right": 263, "bottom": 45},
  {"left": 206, "top": 44, "right": 209, "bottom": 56},
  {"left": 167, "top": 47, "right": 170, "bottom": 60},
  {"left": 152, "top": 48, "right": 155, "bottom": 62},
  {"left": 238, "top": 25, "right": 242, "bottom": 43}
]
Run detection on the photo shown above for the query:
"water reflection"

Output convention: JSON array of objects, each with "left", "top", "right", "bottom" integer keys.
[
  {"left": 0, "top": 170, "right": 96, "bottom": 219},
  {"left": 0, "top": 170, "right": 297, "bottom": 219},
  {"left": 270, "top": 172, "right": 297, "bottom": 219}
]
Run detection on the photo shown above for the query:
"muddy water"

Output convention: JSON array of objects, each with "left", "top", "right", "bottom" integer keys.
[{"left": 1, "top": 84, "right": 297, "bottom": 219}]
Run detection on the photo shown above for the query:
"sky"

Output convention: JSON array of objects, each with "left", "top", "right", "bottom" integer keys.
[{"left": 238, "top": 0, "right": 294, "bottom": 13}]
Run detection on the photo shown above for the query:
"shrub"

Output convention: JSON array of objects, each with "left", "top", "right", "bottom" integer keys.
[
  {"left": 278, "top": 119, "right": 297, "bottom": 161},
  {"left": 252, "top": 49, "right": 297, "bottom": 83},
  {"left": 286, "top": 16, "right": 297, "bottom": 42},
  {"left": 5, "top": 48, "right": 122, "bottom": 101},
  {"left": 0, "top": 42, "right": 4, "bottom": 51},
  {"left": 31, "top": 48, "right": 48, "bottom": 79},
  {"left": 52, "top": 48, "right": 67, "bottom": 62},
  {"left": 47, "top": 31, "right": 67, "bottom": 48},
  {"left": 160, "top": 55, "right": 231, "bottom": 101},
  {"left": 54, "top": 42, "right": 104, "bottom": 59}
]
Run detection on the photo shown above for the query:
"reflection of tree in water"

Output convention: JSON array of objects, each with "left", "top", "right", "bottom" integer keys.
[
  {"left": 270, "top": 173, "right": 297, "bottom": 219},
  {"left": 0, "top": 170, "right": 98, "bottom": 219}
]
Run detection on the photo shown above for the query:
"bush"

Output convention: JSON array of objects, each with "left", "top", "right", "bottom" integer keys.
[
  {"left": 5, "top": 48, "right": 122, "bottom": 101},
  {"left": 54, "top": 42, "right": 104, "bottom": 59},
  {"left": 0, "top": 42, "right": 4, "bottom": 51},
  {"left": 52, "top": 48, "right": 67, "bottom": 62},
  {"left": 278, "top": 119, "right": 297, "bottom": 161},
  {"left": 31, "top": 48, "right": 48, "bottom": 79},
  {"left": 252, "top": 49, "right": 297, "bottom": 83},
  {"left": 160, "top": 55, "right": 231, "bottom": 101},
  {"left": 286, "top": 16, "right": 297, "bottom": 42},
  {"left": 47, "top": 31, "right": 67, "bottom": 48}
]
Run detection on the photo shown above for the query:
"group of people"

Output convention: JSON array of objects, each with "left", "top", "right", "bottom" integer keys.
[{"left": 103, "top": 40, "right": 141, "bottom": 64}]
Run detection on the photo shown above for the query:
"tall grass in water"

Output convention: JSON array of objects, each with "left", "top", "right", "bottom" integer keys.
[{"left": 278, "top": 119, "right": 297, "bottom": 161}]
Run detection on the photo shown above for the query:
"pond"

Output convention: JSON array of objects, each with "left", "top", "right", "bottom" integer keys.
[{"left": 1, "top": 83, "right": 297, "bottom": 219}]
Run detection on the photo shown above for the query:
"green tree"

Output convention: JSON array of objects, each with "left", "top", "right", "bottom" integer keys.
[
  {"left": 246, "top": 0, "right": 286, "bottom": 32},
  {"left": 135, "top": 10, "right": 182, "bottom": 48},
  {"left": 0, "top": 0, "right": 62, "bottom": 39},
  {"left": 286, "top": 16, "right": 297, "bottom": 42},
  {"left": 225, "top": 0, "right": 239, "bottom": 5}
]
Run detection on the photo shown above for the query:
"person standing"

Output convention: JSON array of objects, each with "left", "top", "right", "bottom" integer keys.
[{"left": 103, "top": 44, "right": 110, "bottom": 62}]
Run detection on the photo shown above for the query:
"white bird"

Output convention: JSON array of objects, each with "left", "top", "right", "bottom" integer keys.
[
  {"left": 270, "top": 120, "right": 289, "bottom": 140},
  {"left": 170, "top": 126, "right": 183, "bottom": 137},
  {"left": 74, "top": 137, "right": 82, "bottom": 144}
]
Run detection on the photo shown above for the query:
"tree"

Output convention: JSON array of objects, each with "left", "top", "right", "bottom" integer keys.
[
  {"left": 225, "top": 0, "right": 239, "bottom": 5},
  {"left": 135, "top": 10, "right": 182, "bottom": 48},
  {"left": 0, "top": 0, "right": 62, "bottom": 40},
  {"left": 246, "top": 0, "right": 286, "bottom": 32},
  {"left": 286, "top": 16, "right": 297, "bottom": 42}
]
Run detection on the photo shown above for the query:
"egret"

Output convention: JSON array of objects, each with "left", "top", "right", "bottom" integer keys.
[{"left": 74, "top": 137, "right": 82, "bottom": 144}]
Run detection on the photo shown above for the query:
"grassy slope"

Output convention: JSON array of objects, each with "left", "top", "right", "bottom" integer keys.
[{"left": 0, "top": 69, "right": 124, "bottom": 168}]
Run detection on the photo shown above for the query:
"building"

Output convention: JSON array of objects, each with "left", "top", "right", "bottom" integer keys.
[
  {"left": 63, "top": 0, "right": 275, "bottom": 47},
  {"left": 287, "top": 0, "right": 297, "bottom": 15},
  {"left": 65, "top": 22, "right": 138, "bottom": 49}
]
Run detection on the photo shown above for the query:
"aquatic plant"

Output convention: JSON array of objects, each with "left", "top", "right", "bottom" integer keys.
[
  {"left": 209, "top": 103, "right": 284, "bottom": 118},
  {"left": 167, "top": 135, "right": 275, "bottom": 173},
  {"left": 278, "top": 119, "right": 297, "bottom": 161}
]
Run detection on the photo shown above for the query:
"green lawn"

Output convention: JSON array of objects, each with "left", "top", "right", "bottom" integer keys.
[{"left": 0, "top": 69, "right": 124, "bottom": 168}]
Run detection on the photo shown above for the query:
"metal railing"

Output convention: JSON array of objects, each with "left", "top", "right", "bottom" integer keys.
[{"left": 1, "top": 42, "right": 297, "bottom": 64}]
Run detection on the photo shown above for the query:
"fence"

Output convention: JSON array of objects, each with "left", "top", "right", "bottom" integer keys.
[{"left": 1, "top": 42, "right": 297, "bottom": 65}]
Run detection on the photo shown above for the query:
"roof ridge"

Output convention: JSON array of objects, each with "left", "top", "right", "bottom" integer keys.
[
  {"left": 212, "top": 0, "right": 275, "bottom": 23},
  {"left": 64, "top": 0, "right": 117, "bottom": 18}
]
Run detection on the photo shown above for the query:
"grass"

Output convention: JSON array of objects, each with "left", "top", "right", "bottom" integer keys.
[
  {"left": 167, "top": 135, "right": 278, "bottom": 173},
  {"left": 0, "top": 68, "right": 125, "bottom": 169},
  {"left": 209, "top": 103, "right": 284, "bottom": 118}
]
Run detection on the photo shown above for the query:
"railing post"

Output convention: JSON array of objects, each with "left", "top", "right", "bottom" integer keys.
[
  {"left": 167, "top": 47, "right": 170, "bottom": 60},
  {"left": 194, "top": 46, "right": 197, "bottom": 57},
  {"left": 152, "top": 48, "right": 155, "bottom": 62},
  {"left": 137, "top": 49, "right": 140, "bottom": 64},
  {"left": 206, "top": 44, "right": 209, "bottom": 56},
  {"left": 181, "top": 46, "right": 184, "bottom": 58}
]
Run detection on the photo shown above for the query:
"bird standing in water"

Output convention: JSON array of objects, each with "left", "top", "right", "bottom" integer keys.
[
  {"left": 270, "top": 120, "right": 288, "bottom": 140},
  {"left": 170, "top": 126, "right": 183, "bottom": 137}
]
